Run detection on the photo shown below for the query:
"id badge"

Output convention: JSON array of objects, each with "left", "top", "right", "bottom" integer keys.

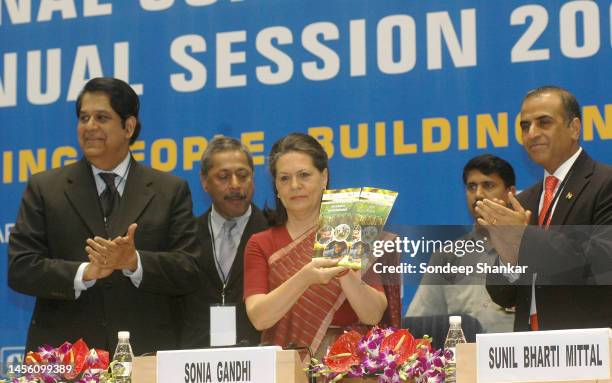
[{"left": 210, "top": 304, "right": 237, "bottom": 347}]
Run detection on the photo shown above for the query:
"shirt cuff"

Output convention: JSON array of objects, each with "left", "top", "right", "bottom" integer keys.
[
  {"left": 122, "top": 251, "right": 142, "bottom": 288},
  {"left": 74, "top": 262, "right": 96, "bottom": 299},
  {"left": 503, "top": 271, "right": 521, "bottom": 283}
]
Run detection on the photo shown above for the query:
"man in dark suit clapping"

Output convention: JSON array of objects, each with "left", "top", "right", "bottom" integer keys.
[
  {"left": 480, "top": 86, "right": 612, "bottom": 331},
  {"left": 8, "top": 77, "right": 201, "bottom": 355}
]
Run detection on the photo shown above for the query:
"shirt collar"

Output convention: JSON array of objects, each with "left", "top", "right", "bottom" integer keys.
[
  {"left": 210, "top": 204, "right": 252, "bottom": 236},
  {"left": 91, "top": 153, "right": 132, "bottom": 195},
  {"left": 544, "top": 147, "right": 582, "bottom": 183}
]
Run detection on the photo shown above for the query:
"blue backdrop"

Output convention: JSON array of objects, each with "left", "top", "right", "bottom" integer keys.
[{"left": 1, "top": 0, "right": 611, "bottom": 361}]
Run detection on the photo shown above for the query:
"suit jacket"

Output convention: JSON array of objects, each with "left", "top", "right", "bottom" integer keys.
[
  {"left": 8, "top": 157, "right": 201, "bottom": 355},
  {"left": 180, "top": 205, "right": 268, "bottom": 348},
  {"left": 487, "top": 151, "right": 612, "bottom": 331}
]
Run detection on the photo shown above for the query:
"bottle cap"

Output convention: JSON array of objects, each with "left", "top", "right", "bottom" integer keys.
[
  {"left": 449, "top": 315, "right": 462, "bottom": 325},
  {"left": 118, "top": 331, "right": 130, "bottom": 340}
]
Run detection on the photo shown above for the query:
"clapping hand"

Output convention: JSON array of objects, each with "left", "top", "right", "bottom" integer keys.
[
  {"left": 82, "top": 260, "right": 114, "bottom": 281},
  {"left": 86, "top": 223, "right": 139, "bottom": 272},
  {"left": 475, "top": 192, "right": 531, "bottom": 265},
  {"left": 475, "top": 192, "right": 531, "bottom": 227}
]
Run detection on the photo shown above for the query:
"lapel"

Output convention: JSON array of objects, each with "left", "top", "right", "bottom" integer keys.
[
  {"left": 64, "top": 159, "right": 107, "bottom": 237},
  {"left": 549, "top": 151, "right": 593, "bottom": 225},
  {"left": 517, "top": 180, "right": 542, "bottom": 226},
  {"left": 108, "top": 158, "right": 155, "bottom": 238},
  {"left": 525, "top": 186, "right": 542, "bottom": 226},
  {"left": 523, "top": 151, "right": 594, "bottom": 226}
]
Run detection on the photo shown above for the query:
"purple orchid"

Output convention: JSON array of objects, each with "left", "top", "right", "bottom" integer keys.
[{"left": 309, "top": 327, "right": 451, "bottom": 382}]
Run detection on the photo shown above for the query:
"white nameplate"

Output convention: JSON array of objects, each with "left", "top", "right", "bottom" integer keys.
[
  {"left": 476, "top": 328, "right": 610, "bottom": 382},
  {"left": 157, "top": 346, "right": 280, "bottom": 383}
]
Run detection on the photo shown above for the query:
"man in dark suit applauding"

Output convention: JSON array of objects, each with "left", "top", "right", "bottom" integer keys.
[
  {"left": 8, "top": 78, "right": 201, "bottom": 355},
  {"left": 479, "top": 86, "right": 612, "bottom": 331},
  {"left": 181, "top": 136, "right": 268, "bottom": 348}
]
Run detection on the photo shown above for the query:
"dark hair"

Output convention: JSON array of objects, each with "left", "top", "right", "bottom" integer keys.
[
  {"left": 524, "top": 85, "right": 581, "bottom": 122},
  {"left": 265, "top": 133, "right": 329, "bottom": 226},
  {"left": 462, "top": 154, "right": 515, "bottom": 188},
  {"left": 75, "top": 77, "right": 141, "bottom": 144},
  {"left": 200, "top": 136, "right": 254, "bottom": 177}
]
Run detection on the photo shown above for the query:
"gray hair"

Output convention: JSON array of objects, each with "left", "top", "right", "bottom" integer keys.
[{"left": 200, "top": 136, "right": 254, "bottom": 177}]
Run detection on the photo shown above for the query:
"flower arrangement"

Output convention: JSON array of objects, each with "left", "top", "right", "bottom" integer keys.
[
  {"left": 309, "top": 327, "right": 452, "bottom": 383},
  {"left": 0, "top": 339, "right": 122, "bottom": 383}
]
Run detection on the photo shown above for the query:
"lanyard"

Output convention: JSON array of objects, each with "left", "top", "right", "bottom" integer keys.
[{"left": 208, "top": 214, "right": 230, "bottom": 305}]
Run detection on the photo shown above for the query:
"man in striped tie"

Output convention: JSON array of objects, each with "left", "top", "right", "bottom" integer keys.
[{"left": 479, "top": 86, "right": 612, "bottom": 331}]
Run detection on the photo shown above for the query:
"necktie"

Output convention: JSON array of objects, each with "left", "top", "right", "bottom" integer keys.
[
  {"left": 537, "top": 176, "right": 559, "bottom": 227},
  {"left": 529, "top": 273, "right": 539, "bottom": 331},
  {"left": 216, "top": 219, "right": 237, "bottom": 281},
  {"left": 531, "top": 175, "right": 559, "bottom": 331},
  {"left": 99, "top": 172, "right": 120, "bottom": 221}
]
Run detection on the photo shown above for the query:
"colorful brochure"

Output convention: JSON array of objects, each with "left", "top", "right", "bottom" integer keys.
[{"left": 314, "top": 187, "right": 398, "bottom": 269}]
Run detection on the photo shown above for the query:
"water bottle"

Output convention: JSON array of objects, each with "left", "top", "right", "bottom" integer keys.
[
  {"left": 112, "top": 331, "right": 134, "bottom": 383},
  {"left": 443, "top": 315, "right": 466, "bottom": 383}
]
